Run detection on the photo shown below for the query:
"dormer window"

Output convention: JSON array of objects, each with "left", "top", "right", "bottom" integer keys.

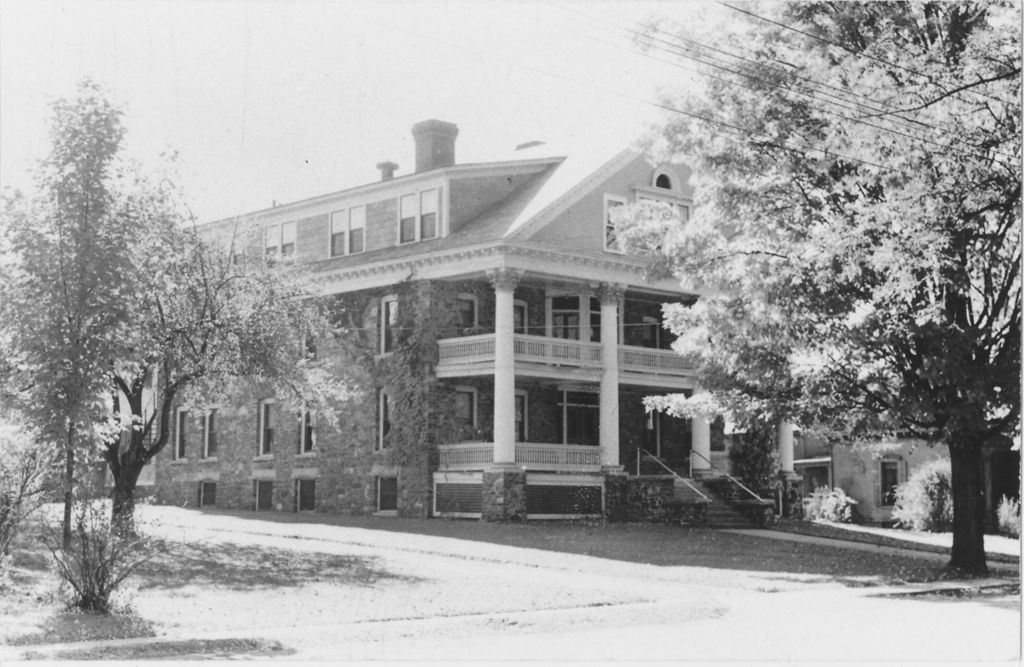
[
  {"left": 655, "top": 173, "right": 673, "bottom": 189},
  {"left": 399, "top": 188, "right": 440, "bottom": 244}
]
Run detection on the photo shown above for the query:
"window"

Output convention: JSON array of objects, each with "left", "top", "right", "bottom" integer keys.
[
  {"left": 298, "top": 408, "right": 316, "bottom": 454},
  {"left": 513, "top": 300, "right": 528, "bottom": 335},
  {"left": 174, "top": 408, "right": 188, "bottom": 460},
  {"left": 330, "top": 206, "right": 366, "bottom": 257},
  {"left": 380, "top": 296, "right": 399, "bottom": 353},
  {"left": 559, "top": 391, "right": 599, "bottom": 446},
  {"left": 295, "top": 479, "right": 316, "bottom": 512},
  {"left": 515, "top": 391, "right": 528, "bottom": 442},
  {"left": 551, "top": 296, "right": 580, "bottom": 340},
  {"left": 454, "top": 387, "right": 477, "bottom": 430},
  {"left": 254, "top": 480, "right": 274, "bottom": 511},
  {"left": 201, "top": 408, "right": 218, "bottom": 458},
  {"left": 588, "top": 296, "right": 601, "bottom": 343},
  {"left": 640, "top": 315, "right": 660, "bottom": 349},
  {"left": 377, "top": 390, "right": 390, "bottom": 450},
  {"left": 881, "top": 460, "right": 900, "bottom": 506},
  {"left": 399, "top": 188, "right": 440, "bottom": 244},
  {"left": 264, "top": 225, "right": 279, "bottom": 258},
  {"left": 456, "top": 295, "right": 478, "bottom": 329},
  {"left": 377, "top": 476, "right": 398, "bottom": 511},
  {"left": 604, "top": 195, "right": 627, "bottom": 252},
  {"left": 280, "top": 221, "right": 296, "bottom": 257},
  {"left": 259, "top": 400, "right": 275, "bottom": 456},
  {"left": 655, "top": 173, "right": 673, "bottom": 189},
  {"left": 198, "top": 481, "right": 216, "bottom": 508}
]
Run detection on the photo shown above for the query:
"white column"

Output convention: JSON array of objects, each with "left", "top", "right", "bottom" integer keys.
[
  {"left": 598, "top": 283, "right": 625, "bottom": 468},
  {"left": 778, "top": 421, "right": 795, "bottom": 473},
  {"left": 691, "top": 418, "right": 711, "bottom": 473},
  {"left": 489, "top": 269, "right": 521, "bottom": 465}
]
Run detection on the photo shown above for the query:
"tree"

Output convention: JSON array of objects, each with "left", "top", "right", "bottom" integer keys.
[
  {"left": 628, "top": 2, "right": 1019, "bottom": 574},
  {"left": 0, "top": 81, "right": 132, "bottom": 546},
  {"left": 1, "top": 82, "right": 350, "bottom": 534}
]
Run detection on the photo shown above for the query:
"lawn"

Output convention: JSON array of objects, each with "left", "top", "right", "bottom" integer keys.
[{"left": 1, "top": 505, "right": 1019, "bottom": 660}]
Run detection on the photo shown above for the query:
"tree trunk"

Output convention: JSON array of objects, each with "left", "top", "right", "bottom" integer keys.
[
  {"left": 62, "top": 424, "right": 75, "bottom": 549},
  {"left": 111, "top": 463, "right": 143, "bottom": 537},
  {"left": 948, "top": 438, "right": 987, "bottom": 575}
]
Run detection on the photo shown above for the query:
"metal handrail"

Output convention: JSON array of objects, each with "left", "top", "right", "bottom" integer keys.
[
  {"left": 689, "top": 449, "right": 767, "bottom": 503},
  {"left": 638, "top": 448, "right": 711, "bottom": 503}
]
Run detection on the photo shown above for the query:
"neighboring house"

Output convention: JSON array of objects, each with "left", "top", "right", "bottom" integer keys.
[
  {"left": 794, "top": 435, "right": 1019, "bottom": 526},
  {"left": 152, "top": 119, "right": 803, "bottom": 520}
]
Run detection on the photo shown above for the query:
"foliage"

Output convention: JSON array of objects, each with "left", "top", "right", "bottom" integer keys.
[
  {"left": 0, "top": 419, "right": 55, "bottom": 573},
  {"left": 892, "top": 458, "right": 954, "bottom": 532},
  {"left": 995, "top": 495, "right": 1020, "bottom": 538},
  {"left": 803, "top": 486, "right": 858, "bottom": 523},
  {"left": 1, "top": 81, "right": 351, "bottom": 531},
  {"left": 43, "top": 502, "right": 153, "bottom": 613},
  {"left": 628, "top": 1, "right": 1019, "bottom": 573},
  {"left": 726, "top": 423, "right": 781, "bottom": 495}
]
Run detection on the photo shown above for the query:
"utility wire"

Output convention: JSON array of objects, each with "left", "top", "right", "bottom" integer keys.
[
  {"left": 543, "top": 3, "right": 1015, "bottom": 163},
  {"left": 717, "top": 1, "right": 1004, "bottom": 104}
]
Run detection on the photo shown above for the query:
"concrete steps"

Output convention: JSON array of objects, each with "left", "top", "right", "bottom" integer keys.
[{"left": 674, "top": 476, "right": 762, "bottom": 529}]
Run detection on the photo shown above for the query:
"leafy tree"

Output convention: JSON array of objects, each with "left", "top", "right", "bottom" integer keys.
[
  {"left": 2, "top": 82, "right": 350, "bottom": 534},
  {"left": 0, "top": 81, "right": 132, "bottom": 546},
  {"left": 629, "top": 2, "right": 1019, "bottom": 574}
]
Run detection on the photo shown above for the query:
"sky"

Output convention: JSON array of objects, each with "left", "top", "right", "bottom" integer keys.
[{"left": 0, "top": 1, "right": 719, "bottom": 223}]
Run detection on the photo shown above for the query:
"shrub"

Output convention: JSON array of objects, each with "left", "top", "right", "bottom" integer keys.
[
  {"left": 1, "top": 421, "right": 54, "bottom": 575},
  {"left": 803, "top": 486, "right": 858, "bottom": 523},
  {"left": 996, "top": 496, "right": 1020, "bottom": 538},
  {"left": 44, "top": 502, "right": 153, "bottom": 613},
  {"left": 892, "top": 458, "right": 953, "bottom": 532},
  {"left": 727, "top": 423, "right": 781, "bottom": 496}
]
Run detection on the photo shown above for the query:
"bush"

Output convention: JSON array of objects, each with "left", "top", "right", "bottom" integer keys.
[
  {"left": 1, "top": 421, "right": 54, "bottom": 575},
  {"left": 727, "top": 423, "right": 781, "bottom": 496},
  {"left": 892, "top": 458, "right": 953, "bottom": 532},
  {"left": 803, "top": 486, "right": 858, "bottom": 523},
  {"left": 44, "top": 502, "right": 153, "bottom": 613},
  {"left": 996, "top": 495, "right": 1020, "bottom": 538}
]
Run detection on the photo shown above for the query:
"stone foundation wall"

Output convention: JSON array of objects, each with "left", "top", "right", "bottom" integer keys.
[{"left": 481, "top": 468, "right": 527, "bottom": 521}]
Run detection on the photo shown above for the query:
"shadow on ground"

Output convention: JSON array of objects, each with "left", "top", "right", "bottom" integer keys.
[
  {"left": 136, "top": 538, "right": 417, "bottom": 591},
  {"left": 187, "top": 508, "right": 1004, "bottom": 587}
]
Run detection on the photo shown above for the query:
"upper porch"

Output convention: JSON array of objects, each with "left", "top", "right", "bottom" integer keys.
[{"left": 435, "top": 332, "right": 695, "bottom": 389}]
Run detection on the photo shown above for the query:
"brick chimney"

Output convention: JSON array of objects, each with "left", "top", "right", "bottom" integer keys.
[
  {"left": 411, "top": 119, "right": 458, "bottom": 172},
  {"left": 376, "top": 161, "right": 398, "bottom": 181}
]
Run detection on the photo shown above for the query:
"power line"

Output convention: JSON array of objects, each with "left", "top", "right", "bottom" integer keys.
[
  {"left": 717, "top": 1, "right": 1004, "bottom": 104},
  {"left": 543, "top": 3, "right": 1015, "bottom": 164}
]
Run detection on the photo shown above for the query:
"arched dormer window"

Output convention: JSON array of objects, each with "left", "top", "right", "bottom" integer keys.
[{"left": 655, "top": 173, "right": 673, "bottom": 190}]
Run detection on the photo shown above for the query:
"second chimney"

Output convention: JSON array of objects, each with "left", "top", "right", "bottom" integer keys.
[{"left": 412, "top": 119, "right": 458, "bottom": 172}]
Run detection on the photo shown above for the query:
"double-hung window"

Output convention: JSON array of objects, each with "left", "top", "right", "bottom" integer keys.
[
  {"left": 264, "top": 222, "right": 297, "bottom": 258},
  {"left": 399, "top": 188, "right": 440, "bottom": 244},
  {"left": 174, "top": 407, "right": 188, "bottom": 460},
  {"left": 298, "top": 408, "right": 316, "bottom": 454},
  {"left": 201, "top": 408, "right": 218, "bottom": 458},
  {"left": 377, "top": 390, "right": 390, "bottom": 450},
  {"left": 259, "top": 399, "right": 275, "bottom": 456},
  {"left": 454, "top": 387, "right": 477, "bottom": 432},
  {"left": 330, "top": 206, "right": 365, "bottom": 257},
  {"left": 456, "top": 295, "right": 478, "bottom": 330},
  {"left": 604, "top": 195, "right": 627, "bottom": 252},
  {"left": 381, "top": 296, "right": 399, "bottom": 353}
]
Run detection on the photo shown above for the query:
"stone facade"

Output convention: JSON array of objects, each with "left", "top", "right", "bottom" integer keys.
[{"left": 481, "top": 468, "right": 527, "bottom": 521}]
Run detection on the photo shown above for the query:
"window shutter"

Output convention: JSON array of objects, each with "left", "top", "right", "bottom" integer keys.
[
  {"left": 873, "top": 461, "right": 883, "bottom": 506},
  {"left": 256, "top": 402, "right": 261, "bottom": 456},
  {"left": 297, "top": 411, "right": 303, "bottom": 453}
]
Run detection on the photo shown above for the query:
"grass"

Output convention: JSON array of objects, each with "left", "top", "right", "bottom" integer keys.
[{"left": 195, "top": 507, "right": 977, "bottom": 583}]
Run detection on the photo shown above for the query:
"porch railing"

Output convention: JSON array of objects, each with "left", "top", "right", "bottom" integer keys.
[
  {"left": 438, "top": 442, "right": 602, "bottom": 472},
  {"left": 436, "top": 333, "right": 691, "bottom": 375}
]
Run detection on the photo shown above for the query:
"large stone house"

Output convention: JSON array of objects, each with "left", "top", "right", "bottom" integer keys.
[{"left": 151, "top": 119, "right": 801, "bottom": 522}]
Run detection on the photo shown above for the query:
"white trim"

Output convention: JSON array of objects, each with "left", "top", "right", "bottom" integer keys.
[
  {"left": 603, "top": 194, "right": 628, "bottom": 254},
  {"left": 525, "top": 473, "right": 604, "bottom": 486},
  {"left": 650, "top": 167, "right": 681, "bottom": 192}
]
